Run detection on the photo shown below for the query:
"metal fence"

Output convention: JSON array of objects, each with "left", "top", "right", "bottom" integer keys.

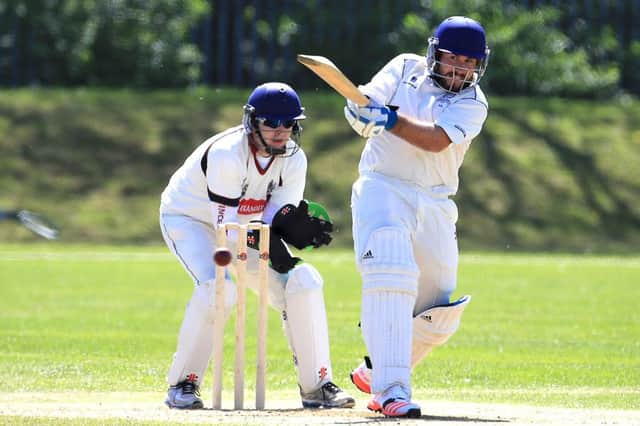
[{"left": 1, "top": 0, "right": 639, "bottom": 94}]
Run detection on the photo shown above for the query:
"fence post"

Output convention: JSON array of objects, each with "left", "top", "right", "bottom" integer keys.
[{"left": 216, "top": 0, "right": 230, "bottom": 84}]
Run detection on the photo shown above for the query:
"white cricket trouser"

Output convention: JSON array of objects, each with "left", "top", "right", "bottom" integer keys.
[
  {"left": 352, "top": 172, "right": 459, "bottom": 313},
  {"left": 351, "top": 172, "right": 459, "bottom": 395}
]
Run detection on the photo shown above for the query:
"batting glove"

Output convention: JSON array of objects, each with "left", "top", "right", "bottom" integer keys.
[{"left": 343, "top": 99, "right": 398, "bottom": 138}]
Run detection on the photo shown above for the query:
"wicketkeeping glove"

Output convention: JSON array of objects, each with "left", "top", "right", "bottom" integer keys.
[
  {"left": 271, "top": 200, "right": 333, "bottom": 250},
  {"left": 247, "top": 224, "right": 301, "bottom": 274},
  {"left": 343, "top": 99, "right": 398, "bottom": 138}
]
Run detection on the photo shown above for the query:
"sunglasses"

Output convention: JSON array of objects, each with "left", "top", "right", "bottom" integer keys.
[{"left": 257, "top": 117, "right": 296, "bottom": 129}]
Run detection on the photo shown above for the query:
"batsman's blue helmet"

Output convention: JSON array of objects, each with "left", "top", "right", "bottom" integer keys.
[{"left": 426, "top": 16, "right": 490, "bottom": 92}]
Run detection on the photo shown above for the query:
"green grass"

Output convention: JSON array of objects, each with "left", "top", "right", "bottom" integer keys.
[{"left": 1, "top": 243, "right": 638, "bottom": 417}]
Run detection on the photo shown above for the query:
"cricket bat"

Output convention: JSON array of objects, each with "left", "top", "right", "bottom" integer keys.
[{"left": 297, "top": 54, "right": 369, "bottom": 106}]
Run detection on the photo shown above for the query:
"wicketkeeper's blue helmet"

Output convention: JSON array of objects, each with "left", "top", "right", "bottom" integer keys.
[
  {"left": 426, "top": 16, "right": 490, "bottom": 92},
  {"left": 243, "top": 82, "right": 305, "bottom": 156}
]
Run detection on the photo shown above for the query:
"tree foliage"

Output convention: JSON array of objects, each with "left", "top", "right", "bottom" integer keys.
[
  {"left": 0, "top": 0, "right": 635, "bottom": 97},
  {"left": 478, "top": 5, "right": 620, "bottom": 97},
  {"left": 388, "top": 1, "right": 620, "bottom": 97},
  {"left": 0, "top": 0, "right": 208, "bottom": 87}
]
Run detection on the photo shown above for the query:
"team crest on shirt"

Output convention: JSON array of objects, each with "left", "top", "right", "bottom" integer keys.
[
  {"left": 404, "top": 73, "right": 421, "bottom": 89},
  {"left": 436, "top": 93, "right": 456, "bottom": 109}
]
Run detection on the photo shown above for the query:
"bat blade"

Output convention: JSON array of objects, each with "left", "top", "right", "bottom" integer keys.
[{"left": 297, "top": 54, "right": 369, "bottom": 106}]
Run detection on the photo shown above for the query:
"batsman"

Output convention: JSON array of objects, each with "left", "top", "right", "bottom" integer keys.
[
  {"left": 343, "top": 16, "right": 490, "bottom": 417},
  {"left": 159, "top": 82, "right": 354, "bottom": 409}
]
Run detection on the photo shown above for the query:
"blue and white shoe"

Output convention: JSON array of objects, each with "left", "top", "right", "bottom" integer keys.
[
  {"left": 300, "top": 381, "right": 356, "bottom": 408},
  {"left": 165, "top": 380, "right": 204, "bottom": 409}
]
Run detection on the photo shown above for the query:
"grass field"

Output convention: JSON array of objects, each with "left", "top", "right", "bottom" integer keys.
[{"left": 1, "top": 244, "right": 639, "bottom": 424}]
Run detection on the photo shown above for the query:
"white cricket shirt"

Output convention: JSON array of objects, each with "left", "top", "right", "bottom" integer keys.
[
  {"left": 359, "top": 53, "right": 489, "bottom": 196},
  {"left": 161, "top": 125, "right": 307, "bottom": 225}
]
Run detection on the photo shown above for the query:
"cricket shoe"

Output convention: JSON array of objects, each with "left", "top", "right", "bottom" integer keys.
[
  {"left": 165, "top": 380, "right": 203, "bottom": 409},
  {"left": 367, "top": 385, "right": 421, "bottom": 418},
  {"left": 300, "top": 381, "right": 356, "bottom": 408},
  {"left": 349, "top": 356, "right": 372, "bottom": 394},
  {"left": 367, "top": 396, "right": 422, "bottom": 418}
]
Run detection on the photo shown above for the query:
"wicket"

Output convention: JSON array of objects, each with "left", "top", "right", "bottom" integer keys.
[{"left": 212, "top": 222, "right": 270, "bottom": 410}]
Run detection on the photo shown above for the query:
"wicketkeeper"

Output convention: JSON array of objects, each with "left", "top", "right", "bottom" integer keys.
[
  {"left": 343, "top": 16, "right": 490, "bottom": 418},
  {"left": 159, "top": 82, "right": 354, "bottom": 409}
]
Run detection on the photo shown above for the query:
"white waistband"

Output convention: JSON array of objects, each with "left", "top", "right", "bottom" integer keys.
[{"left": 359, "top": 171, "right": 452, "bottom": 199}]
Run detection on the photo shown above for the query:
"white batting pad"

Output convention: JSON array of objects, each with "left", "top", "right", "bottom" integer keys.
[
  {"left": 357, "top": 226, "right": 419, "bottom": 294},
  {"left": 411, "top": 295, "right": 471, "bottom": 367},
  {"left": 361, "top": 290, "right": 415, "bottom": 395},
  {"left": 282, "top": 264, "right": 332, "bottom": 393},
  {"left": 167, "top": 279, "right": 237, "bottom": 386}
]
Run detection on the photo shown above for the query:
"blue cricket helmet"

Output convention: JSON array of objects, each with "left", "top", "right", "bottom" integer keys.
[
  {"left": 245, "top": 82, "right": 306, "bottom": 123},
  {"left": 426, "top": 16, "right": 490, "bottom": 92},
  {"left": 433, "top": 16, "right": 488, "bottom": 59},
  {"left": 242, "top": 82, "right": 305, "bottom": 156}
]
